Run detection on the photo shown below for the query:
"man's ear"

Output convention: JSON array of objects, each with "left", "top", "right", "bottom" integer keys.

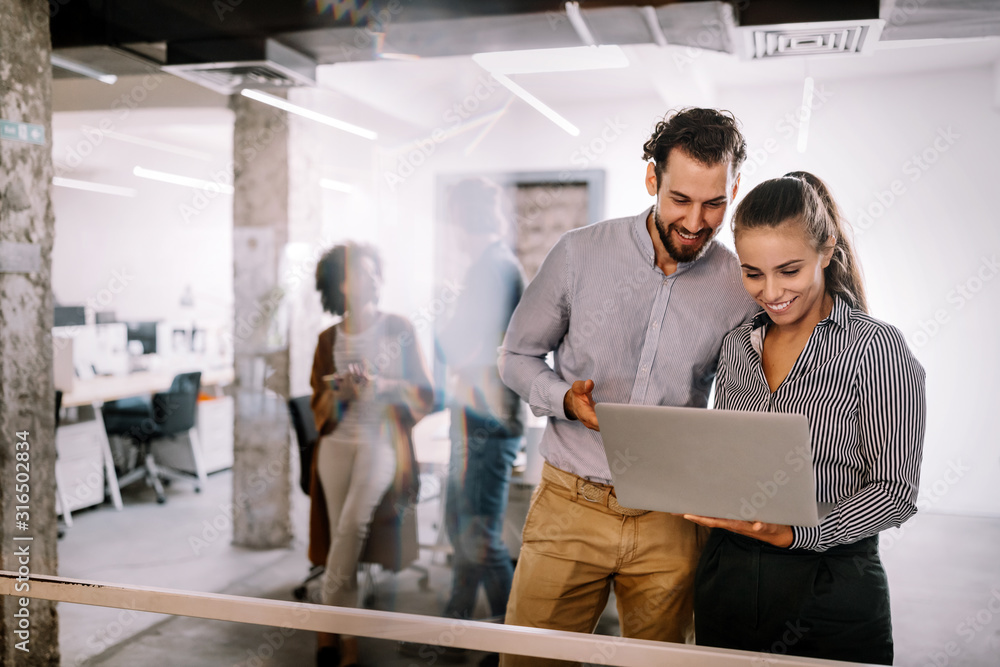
[
  {"left": 731, "top": 172, "right": 741, "bottom": 201},
  {"left": 645, "top": 162, "right": 658, "bottom": 196}
]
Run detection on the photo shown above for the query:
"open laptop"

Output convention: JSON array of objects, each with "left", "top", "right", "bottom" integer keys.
[{"left": 594, "top": 403, "right": 832, "bottom": 527}]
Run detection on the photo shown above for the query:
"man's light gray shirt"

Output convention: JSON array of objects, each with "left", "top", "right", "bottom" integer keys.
[{"left": 498, "top": 206, "right": 759, "bottom": 484}]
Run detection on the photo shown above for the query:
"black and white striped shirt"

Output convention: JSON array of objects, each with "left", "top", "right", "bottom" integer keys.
[
  {"left": 714, "top": 297, "right": 927, "bottom": 552},
  {"left": 499, "top": 207, "right": 759, "bottom": 483}
]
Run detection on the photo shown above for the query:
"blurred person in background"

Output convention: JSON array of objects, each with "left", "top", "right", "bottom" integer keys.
[
  {"left": 309, "top": 242, "right": 434, "bottom": 667},
  {"left": 437, "top": 178, "right": 527, "bottom": 643}
]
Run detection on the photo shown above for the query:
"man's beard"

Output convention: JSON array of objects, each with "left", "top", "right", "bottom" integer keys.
[{"left": 654, "top": 204, "right": 715, "bottom": 264}]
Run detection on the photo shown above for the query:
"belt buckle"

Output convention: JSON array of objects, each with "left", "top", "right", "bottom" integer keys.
[{"left": 580, "top": 483, "right": 604, "bottom": 503}]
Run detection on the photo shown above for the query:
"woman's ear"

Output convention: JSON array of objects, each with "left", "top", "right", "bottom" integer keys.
[{"left": 821, "top": 235, "right": 836, "bottom": 268}]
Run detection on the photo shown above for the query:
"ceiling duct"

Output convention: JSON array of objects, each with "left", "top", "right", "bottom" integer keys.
[
  {"left": 730, "top": 0, "right": 884, "bottom": 60},
  {"left": 731, "top": 18, "right": 884, "bottom": 60},
  {"left": 161, "top": 38, "right": 316, "bottom": 95}
]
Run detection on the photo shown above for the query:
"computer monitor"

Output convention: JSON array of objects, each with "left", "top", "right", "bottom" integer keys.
[
  {"left": 125, "top": 321, "right": 159, "bottom": 355},
  {"left": 54, "top": 306, "right": 86, "bottom": 327}
]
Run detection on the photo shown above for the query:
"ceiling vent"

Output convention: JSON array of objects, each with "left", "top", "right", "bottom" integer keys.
[
  {"left": 162, "top": 38, "right": 315, "bottom": 94},
  {"left": 732, "top": 19, "right": 884, "bottom": 61}
]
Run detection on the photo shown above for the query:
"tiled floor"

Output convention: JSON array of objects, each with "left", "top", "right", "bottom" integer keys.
[{"left": 57, "top": 470, "right": 1000, "bottom": 666}]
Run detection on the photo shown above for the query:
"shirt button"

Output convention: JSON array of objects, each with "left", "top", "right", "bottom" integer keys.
[{"left": 651, "top": 321, "right": 658, "bottom": 329}]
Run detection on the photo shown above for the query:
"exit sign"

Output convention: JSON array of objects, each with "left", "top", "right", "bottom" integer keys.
[{"left": 0, "top": 119, "right": 46, "bottom": 145}]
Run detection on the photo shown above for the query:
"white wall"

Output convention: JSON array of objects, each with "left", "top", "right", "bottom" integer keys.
[
  {"left": 51, "top": 109, "right": 235, "bottom": 346},
  {"left": 718, "top": 66, "right": 1000, "bottom": 517}
]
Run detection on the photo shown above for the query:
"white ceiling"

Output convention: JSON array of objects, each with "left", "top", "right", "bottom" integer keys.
[
  {"left": 51, "top": 35, "right": 1000, "bottom": 177},
  {"left": 313, "top": 37, "right": 1000, "bottom": 133}
]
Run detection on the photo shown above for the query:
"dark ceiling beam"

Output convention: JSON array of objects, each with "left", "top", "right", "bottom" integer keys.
[{"left": 50, "top": 0, "right": 721, "bottom": 49}]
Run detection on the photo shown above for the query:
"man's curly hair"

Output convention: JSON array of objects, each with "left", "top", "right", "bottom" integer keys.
[{"left": 642, "top": 108, "right": 747, "bottom": 188}]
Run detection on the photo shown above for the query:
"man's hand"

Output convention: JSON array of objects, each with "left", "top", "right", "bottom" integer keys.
[
  {"left": 564, "top": 379, "right": 599, "bottom": 431},
  {"left": 682, "top": 514, "right": 794, "bottom": 548}
]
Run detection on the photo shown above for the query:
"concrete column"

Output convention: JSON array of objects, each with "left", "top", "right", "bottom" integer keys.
[
  {"left": 229, "top": 93, "right": 293, "bottom": 548},
  {"left": 0, "top": 1, "right": 59, "bottom": 665}
]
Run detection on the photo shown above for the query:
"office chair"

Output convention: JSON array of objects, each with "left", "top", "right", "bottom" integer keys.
[
  {"left": 102, "top": 372, "right": 204, "bottom": 504},
  {"left": 55, "top": 390, "right": 67, "bottom": 538},
  {"left": 287, "top": 395, "right": 428, "bottom": 604}
]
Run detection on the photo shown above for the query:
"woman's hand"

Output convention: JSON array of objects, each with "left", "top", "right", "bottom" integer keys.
[
  {"left": 330, "top": 368, "right": 363, "bottom": 402},
  {"left": 682, "top": 514, "right": 794, "bottom": 548}
]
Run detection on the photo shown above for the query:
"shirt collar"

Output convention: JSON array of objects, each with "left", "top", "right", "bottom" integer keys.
[
  {"left": 751, "top": 294, "right": 852, "bottom": 331},
  {"left": 633, "top": 206, "right": 656, "bottom": 263}
]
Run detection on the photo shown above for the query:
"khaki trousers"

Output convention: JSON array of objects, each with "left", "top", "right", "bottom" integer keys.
[{"left": 501, "top": 462, "right": 705, "bottom": 667}]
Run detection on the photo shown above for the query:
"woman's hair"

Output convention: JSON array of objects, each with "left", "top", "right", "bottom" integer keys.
[
  {"left": 314, "top": 242, "right": 383, "bottom": 316},
  {"left": 642, "top": 108, "right": 747, "bottom": 188},
  {"left": 733, "top": 172, "right": 869, "bottom": 313}
]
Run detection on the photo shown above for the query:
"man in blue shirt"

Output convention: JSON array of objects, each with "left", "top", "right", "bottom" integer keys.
[
  {"left": 438, "top": 178, "right": 526, "bottom": 626},
  {"left": 498, "top": 108, "right": 759, "bottom": 665}
]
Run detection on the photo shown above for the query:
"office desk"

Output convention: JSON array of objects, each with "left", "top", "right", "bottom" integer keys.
[
  {"left": 57, "top": 368, "right": 234, "bottom": 523},
  {"left": 61, "top": 368, "right": 235, "bottom": 408}
]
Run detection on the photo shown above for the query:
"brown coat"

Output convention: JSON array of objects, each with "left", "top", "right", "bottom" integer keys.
[{"left": 307, "top": 314, "right": 434, "bottom": 570}]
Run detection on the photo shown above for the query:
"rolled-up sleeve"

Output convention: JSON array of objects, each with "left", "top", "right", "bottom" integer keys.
[{"left": 498, "top": 235, "right": 573, "bottom": 420}]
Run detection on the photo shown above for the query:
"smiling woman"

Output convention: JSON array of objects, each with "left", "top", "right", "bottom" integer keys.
[{"left": 688, "top": 172, "right": 927, "bottom": 664}]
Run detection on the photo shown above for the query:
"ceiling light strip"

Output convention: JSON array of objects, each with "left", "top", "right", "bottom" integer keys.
[
  {"left": 797, "top": 76, "right": 815, "bottom": 154},
  {"left": 88, "top": 127, "right": 213, "bottom": 161},
  {"left": 52, "top": 177, "right": 137, "bottom": 197},
  {"left": 490, "top": 74, "right": 579, "bottom": 137},
  {"left": 133, "top": 166, "right": 234, "bottom": 194},
  {"left": 50, "top": 55, "right": 118, "bottom": 85},
  {"left": 319, "top": 178, "right": 354, "bottom": 193},
  {"left": 240, "top": 89, "right": 377, "bottom": 141},
  {"left": 386, "top": 108, "right": 508, "bottom": 154}
]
